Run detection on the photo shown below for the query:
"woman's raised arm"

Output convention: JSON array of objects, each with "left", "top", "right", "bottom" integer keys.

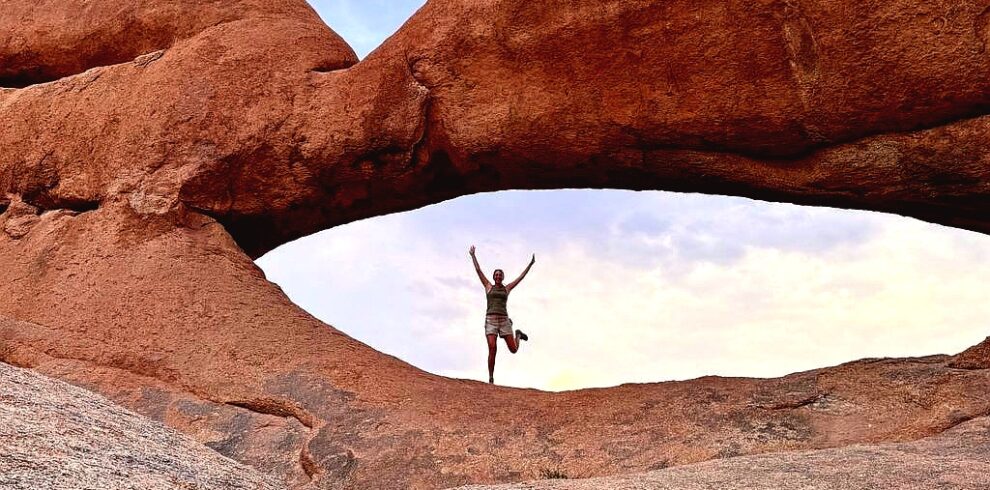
[
  {"left": 506, "top": 254, "right": 535, "bottom": 292},
  {"left": 469, "top": 245, "right": 492, "bottom": 289}
]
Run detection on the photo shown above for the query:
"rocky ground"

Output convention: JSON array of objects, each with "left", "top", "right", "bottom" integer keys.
[
  {"left": 5, "top": 351, "right": 990, "bottom": 490},
  {"left": 0, "top": 362, "right": 281, "bottom": 490},
  {"left": 457, "top": 416, "right": 990, "bottom": 490}
]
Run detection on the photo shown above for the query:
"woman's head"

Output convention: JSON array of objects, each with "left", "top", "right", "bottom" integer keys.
[{"left": 493, "top": 269, "right": 504, "bottom": 284}]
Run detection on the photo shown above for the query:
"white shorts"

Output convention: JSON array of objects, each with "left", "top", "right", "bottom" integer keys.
[{"left": 484, "top": 314, "right": 513, "bottom": 337}]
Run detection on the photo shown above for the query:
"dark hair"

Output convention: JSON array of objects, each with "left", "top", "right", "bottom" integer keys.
[{"left": 494, "top": 269, "right": 504, "bottom": 276}]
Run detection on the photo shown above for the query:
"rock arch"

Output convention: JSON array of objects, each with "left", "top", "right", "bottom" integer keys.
[{"left": 2, "top": 0, "right": 990, "bottom": 488}]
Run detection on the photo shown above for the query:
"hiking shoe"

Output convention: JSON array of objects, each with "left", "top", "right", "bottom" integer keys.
[
  {"left": 489, "top": 376, "right": 494, "bottom": 384},
  {"left": 516, "top": 329, "right": 528, "bottom": 341}
]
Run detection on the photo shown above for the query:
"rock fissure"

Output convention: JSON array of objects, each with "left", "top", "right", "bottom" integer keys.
[
  {"left": 606, "top": 103, "right": 990, "bottom": 165},
  {"left": 298, "top": 430, "right": 325, "bottom": 482},
  {"left": 29, "top": 197, "right": 101, "bottom": 216},
  {"left": 0, "top": 49, "right": 166, "bottom": 90},
  {"left": 406, "top": 56, "right": 436, "bottom": 171},
  {"left": 224, "top": 398, "right": 326, "bottom": 484},
  {"left": 224, "top": 398, "right": 317, "bottom": 429},
  {"left": 751, "top": 392, "right": 830, "bottom": 411},
  {"left": 748, "top": 105, "right": 990, "bottom": 162}
]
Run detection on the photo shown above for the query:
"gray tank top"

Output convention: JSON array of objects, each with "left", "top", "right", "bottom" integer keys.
[{"left": 486, "top": 284, "right": 509, "bottom": 316}]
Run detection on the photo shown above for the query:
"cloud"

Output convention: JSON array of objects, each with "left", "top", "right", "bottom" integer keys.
[
  {"left": 394, "top": 190, "right": 882, "bottom": 276},
  {"left": 257, "top": 190, "right": 990, "bottom": 391}
]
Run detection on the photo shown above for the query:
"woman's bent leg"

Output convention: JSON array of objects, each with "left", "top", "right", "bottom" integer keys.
[{"left": 502, "top": 333, "right": 520, "bottom": 353}]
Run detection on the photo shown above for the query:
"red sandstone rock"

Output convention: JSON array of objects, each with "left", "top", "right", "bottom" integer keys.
[
  {"left": 2, "top": 0, "right": 990, "bottom": 257},
  {"left": 0, "top": 0, "right": 353, "bottom": 87},
  {"left": 1, "top": 0, "right": 990, "bottom": 489},
  {"left": 951, "top": 337, "right": 990, "bottom": 370}
]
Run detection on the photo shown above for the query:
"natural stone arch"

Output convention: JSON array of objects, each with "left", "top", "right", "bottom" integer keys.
[
  {"left": 2, "top": 0, "right": 990, "bottom": 488},
  {"left": 2, "top": 0, "right": 990, "bottom": 257}
]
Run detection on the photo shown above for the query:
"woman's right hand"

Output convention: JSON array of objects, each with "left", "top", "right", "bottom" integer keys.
[{"left": 469, "top": 245, "right": 476, "bottom": 256}]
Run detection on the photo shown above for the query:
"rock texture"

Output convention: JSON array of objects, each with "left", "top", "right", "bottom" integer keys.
[
  {"left": 0, "top": 361, "right": 281, "bottom": 490},
  {"left": 456, "top": 416, "right": 990, "bottom": 490},
  {"left": 1, "top": 0, "right": 990, "bottom": 489}
]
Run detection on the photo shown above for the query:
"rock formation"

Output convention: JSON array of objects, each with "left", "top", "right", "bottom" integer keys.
[
  {"left": 1, "top": 0, "right": 990, "bottom": 488},
  {"left": 0, "top": 361, "right": 281, "bottom": 490}
]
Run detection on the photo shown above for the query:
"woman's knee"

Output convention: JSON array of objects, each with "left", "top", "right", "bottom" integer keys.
[{"left": 505, "top": 339, "right": 519, "bottom": 353}]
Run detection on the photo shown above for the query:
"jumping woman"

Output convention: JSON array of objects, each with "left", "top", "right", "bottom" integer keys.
[{"left": 469, "top": 245, "right": 535, "bottom": 384}]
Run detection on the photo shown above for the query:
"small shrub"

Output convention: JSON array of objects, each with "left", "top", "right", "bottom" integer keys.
[{"left": 539, "top": 467, "right": 568, "bottom": 479}]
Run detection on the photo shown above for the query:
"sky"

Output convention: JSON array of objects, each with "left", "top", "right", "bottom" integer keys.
[
  {"left": 307, "top": 0, "right": 426, "bottom": 58},
  {"left": 257, "top": 2, "right": 990, "bottom": 391}
]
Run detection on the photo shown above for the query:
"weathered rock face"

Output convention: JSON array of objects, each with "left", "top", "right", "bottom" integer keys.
[
  {"left": 2, "top": 0, "right": 990, "bottom": 489},
  {"left": 0, "top": 361, "right": 282, "bottom": 490}
]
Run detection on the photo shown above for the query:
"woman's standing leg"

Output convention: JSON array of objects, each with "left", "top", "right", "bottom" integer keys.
[{"left": 487, "top": 334, "right": 498, "bottom": 383}]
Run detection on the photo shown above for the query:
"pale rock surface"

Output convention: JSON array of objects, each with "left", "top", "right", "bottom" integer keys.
[
  {"left": 0, "top": 361, "right": 283, "bottom": 490},
  {"left": 457, "top": 416, "right": 990, "bottom": 490}
]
